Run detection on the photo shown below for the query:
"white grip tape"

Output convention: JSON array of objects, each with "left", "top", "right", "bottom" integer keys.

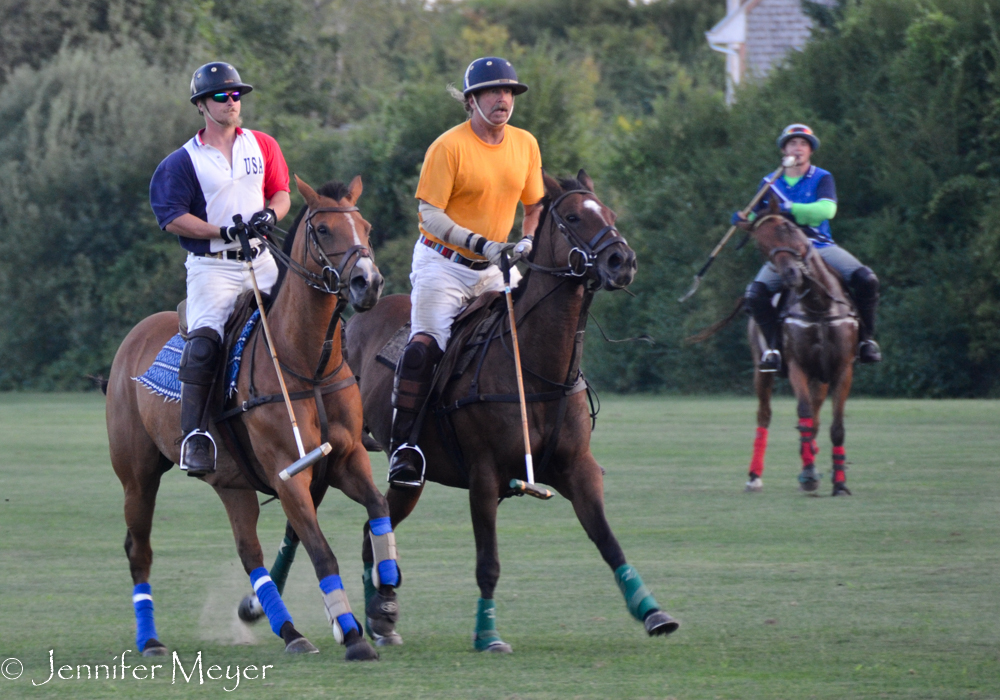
[{"left": 370, "top": 531, "right": 398, "bottom": 588}]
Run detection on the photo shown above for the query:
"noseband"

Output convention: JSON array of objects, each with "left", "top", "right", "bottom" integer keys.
[
  {"left": 525, "top": 189, "right": 629, "bottom": 279},
  {"left": 276, "top": 206, "right": 374, "bottom": 295}
]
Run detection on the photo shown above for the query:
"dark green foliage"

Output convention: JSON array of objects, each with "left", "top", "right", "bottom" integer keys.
[{"left": 0, "top": 0, "right": 997, "bottom": 395}]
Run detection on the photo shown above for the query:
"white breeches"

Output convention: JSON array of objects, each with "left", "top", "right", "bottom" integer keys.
[{"left": 184, "top": 249, "right": 278, "bottom": 340}]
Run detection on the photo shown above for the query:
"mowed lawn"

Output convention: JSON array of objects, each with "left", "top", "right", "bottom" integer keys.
[{"left": 0, "top": 393, "right": 997, "bottom": 699}]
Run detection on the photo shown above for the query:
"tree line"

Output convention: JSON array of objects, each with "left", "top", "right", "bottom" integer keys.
[{"left": 0, "top": 0, "right": 996, "bottom": 397}]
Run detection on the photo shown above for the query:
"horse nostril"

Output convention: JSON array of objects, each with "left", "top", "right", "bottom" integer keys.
[
  {"left": 350, "top": 275, "right": 369, "bottom": 292},
  {"left": 608, "top": 253, "right": 623, "bottom": 271}
]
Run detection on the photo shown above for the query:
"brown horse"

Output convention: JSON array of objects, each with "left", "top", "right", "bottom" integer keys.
[
  {"left": 106, "top": 175, "right": 396, "bottom": 661},
  {"left": 257, "top": 171, "right": 679, "bottom": 651},
  {"left": 738, "top": 197, "right": 858, "bottom": 496}
]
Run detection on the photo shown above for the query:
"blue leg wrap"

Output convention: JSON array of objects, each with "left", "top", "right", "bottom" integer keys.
[
  {"left": 132, "top": 583, "right": 158, "bottom": 651},
  {"left": 250, "top": 567, "right": 293, "bottom": 636},
  {"left": 369, "top": 517, "right": 400, "bottom": 587},
  {"left": 319, "top": 574, "right": 361, "bottom": 637}
]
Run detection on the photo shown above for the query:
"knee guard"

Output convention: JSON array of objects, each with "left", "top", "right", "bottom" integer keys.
[
  {"left": 368, "top": 517, "right": 400, "bottom": 588},
  {"left": 319, "top": 575, "right": 361, "bottom": 644},
  {"left": 848, "top": 267, "right": 879, "bottom": 303},
  {"left": 391, "top": 337, "right": 442, "bottom": 411},
  {"left": 178, "top": 328, "right": 221, "bottom": 385},
  {"left": 745, "top": 281, "right": 780, "bottom": 343}
]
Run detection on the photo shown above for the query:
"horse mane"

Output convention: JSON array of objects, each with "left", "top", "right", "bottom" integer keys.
[
  {"left": 271, "top": 180, "right": 351, "bottom": 297},
  {"left": 517, "top": 175, "right": 590, "bottom": 299}
]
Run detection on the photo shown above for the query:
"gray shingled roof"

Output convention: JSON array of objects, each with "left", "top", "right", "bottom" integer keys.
[{"left": 745, "top": 0, "right": 837, "bottom": 78}]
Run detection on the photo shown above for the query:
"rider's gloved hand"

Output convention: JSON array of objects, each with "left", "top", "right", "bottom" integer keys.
[
  {"left": 509, "top": 236, "right": 533, "bottom": 263},
  {"left": 249, "top": 208, "right": 277, "bottom": 236},
  {"left": 481, "top": 240, "right": 516, "bottom": 267},
  {"left": 779, "top": 201, "right": 793, "bottom": 215},
  {"left": 219, "top": 225, "right": 239, "bottom": 243},
  {"left": 731, "top": 211, "right": 747, "bottom": 225}
]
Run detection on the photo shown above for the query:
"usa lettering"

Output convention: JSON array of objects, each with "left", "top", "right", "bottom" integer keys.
[{"left": 243, "top": 156, "right": 263, "bottom": 175}]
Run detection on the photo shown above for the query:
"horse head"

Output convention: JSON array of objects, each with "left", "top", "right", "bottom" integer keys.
[
  {"left": 532, "top": 170, "right": 637, "bottom": 291},
  {"left": 738, "top": 192, "right": 812, "bottom": 291},
  {"left": 292, "top": 175, "right": 384, "bottom": 311}
]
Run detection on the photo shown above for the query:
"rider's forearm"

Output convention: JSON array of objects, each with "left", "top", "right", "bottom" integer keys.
[
  {"left": 267, "top": 190, "right": 291, "bottom": 221},
  {"left": 790, "top": 200, "right": 837, "bottom": 227},
  {"left": 521, "top": 201, "right": 543, "bottom": 239},
  {"left": 165, "top": 213, "right": 223, "bottom": 240},
  {"left": 418, "top": 200, "right": 485, "bottom": 250}
]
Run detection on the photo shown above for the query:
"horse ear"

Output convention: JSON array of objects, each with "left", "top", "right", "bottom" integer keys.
[
  {"left": 347, "top": 175, "right": 363, "bottom": 203},
  {"left": 543, "top": 170, "right": 562, "bottom": 199},
  {"left": 767, "top": 188, "right": 780, "bottom": 215},
  {"left": 295, "top": 175, "right": 319, "bottom": 207},
  {"left": 576, "top": 169, "right": 595, "bottom": 193}
]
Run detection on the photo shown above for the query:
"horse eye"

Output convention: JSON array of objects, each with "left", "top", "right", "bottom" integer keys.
[
  {"left": 317, "top": 224, "right": 329, "bottom": 235},
  {"left": 567, "top": 214, "right": 581, "bottom": 223}
]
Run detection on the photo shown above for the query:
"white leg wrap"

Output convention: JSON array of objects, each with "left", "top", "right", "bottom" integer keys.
[
  {"left": 322, "top": 588, "right": 353, "bottom": 644},
  {"left": 370, "top": 531, "right": 398, "bottom": 588}
]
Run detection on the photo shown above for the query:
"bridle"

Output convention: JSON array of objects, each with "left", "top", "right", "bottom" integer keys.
[
  {"left": 523, "top": 189, "right": 629, "bottom": 281},
  {"left": 262, "top": 205, "right": 374, "bottom": 296}
]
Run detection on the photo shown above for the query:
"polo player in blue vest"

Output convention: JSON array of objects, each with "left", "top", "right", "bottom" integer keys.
[{"left": 738, "top": 124, "right": 882, "bottom": 372}]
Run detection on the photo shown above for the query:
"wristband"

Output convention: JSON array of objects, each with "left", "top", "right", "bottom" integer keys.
[{"left": 219, "top": 226, "right": 233, "bottom": 243}]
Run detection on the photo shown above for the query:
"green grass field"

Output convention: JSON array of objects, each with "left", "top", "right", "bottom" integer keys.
[{"left": 0, "top": 393, "right": 997, "bottom": 699}]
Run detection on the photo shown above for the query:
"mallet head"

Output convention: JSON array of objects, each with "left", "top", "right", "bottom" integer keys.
[{"left": 278, "top": 443, "right": 333, "bottom": 481}]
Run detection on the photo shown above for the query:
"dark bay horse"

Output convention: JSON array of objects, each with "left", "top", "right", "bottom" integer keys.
[
  {"left": 738, "top": 197, "right": 858, "bottom": 495},
  {"left": 254, "top": 171, "right": 679, "bottom": 651},
  {"left": 106, "top": 175, "right": 395, "bottom": 661}
]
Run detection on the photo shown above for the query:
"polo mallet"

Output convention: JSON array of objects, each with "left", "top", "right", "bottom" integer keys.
[
  {"left": 678, "top": 155, "right": 796, "bottom": 302},
  {"left": 500, "top": 251, "right": 553, "bottom": 500},
  {"left": 229, "top": 215, "right": 331, "bottom": 482}
]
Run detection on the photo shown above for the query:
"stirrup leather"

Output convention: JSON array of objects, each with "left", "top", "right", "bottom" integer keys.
[
  {"left": 180, "top": 429, "right": 217, "bottom": 472},
  {"left": 387, "top": 443, "right": 426, "bottom": 488}
]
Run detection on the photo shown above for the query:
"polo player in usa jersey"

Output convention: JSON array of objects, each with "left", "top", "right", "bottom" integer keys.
[
  {"left": 149, "top": 62, "right": 291, "bottom": 476},
  {"left": 737, "top": 124, "right": 882, "bottom": 373},
  {"left": 386, "top": 56, "right": 545, "bottom": 488}
]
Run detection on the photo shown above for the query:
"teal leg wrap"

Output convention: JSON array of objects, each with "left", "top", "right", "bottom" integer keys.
[
  {"left": 614, "top": 564, "right": 660, "bottom": 622},
  {"left": 362, "top": 564, "right": 376, "bottom": 639},
  {"left": 269, "top": 534, "right": 299, "bottom": 595},
  {"left": 473, "top": 598, "right": 503, "bottom": 650}
]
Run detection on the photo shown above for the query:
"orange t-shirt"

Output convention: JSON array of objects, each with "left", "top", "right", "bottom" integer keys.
[{"left": 415, "top": 120, "right": 544, "bottom": 260}]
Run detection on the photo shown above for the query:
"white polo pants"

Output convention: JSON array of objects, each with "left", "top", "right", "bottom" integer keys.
[{"left": 184, "top": 249, "right": 278, "bottom": 340}]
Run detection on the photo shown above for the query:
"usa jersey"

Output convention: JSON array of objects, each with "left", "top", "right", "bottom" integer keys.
[
  {"left": 756, "top": 165, "right": 837, "bottom": 248},
  {"left": 149, "top": 128, "right": 289, "bottom": 254}
]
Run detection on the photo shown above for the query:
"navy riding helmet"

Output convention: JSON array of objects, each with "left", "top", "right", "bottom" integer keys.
[
  {"left": 777, "top": 123, "right": 820, "bottom": 151},
  {"left": 190, "top": 62, "right": 253, "bottom": 104},
  {"left": 462, "top": 57, "right": 528, "bottom": 96}
]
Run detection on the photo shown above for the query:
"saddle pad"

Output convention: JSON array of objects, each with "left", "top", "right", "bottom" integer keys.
[
  {"left": 376, "top": 322, "right": 411, "bottom": 370},
  {"left": 133, "top": 311, "right": 260, "bottom": 401}
]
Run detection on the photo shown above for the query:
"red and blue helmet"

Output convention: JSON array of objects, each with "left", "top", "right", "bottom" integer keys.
[
  {"left": 462, "top": 57, "right": 528, "bottom": 97},
  {"left": 777, "top": 123, "right": 820, "bottom": 152},
  {"left": 190, "top": 62, "right": 253, "bottom": 104}
]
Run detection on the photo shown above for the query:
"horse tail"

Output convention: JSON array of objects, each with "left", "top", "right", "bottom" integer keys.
[
  {"left": 89, "top": 374, "right": 109, "bottom": 395},
  {"left": 683, "top": 296, "right": 746, "bottom": 345}
]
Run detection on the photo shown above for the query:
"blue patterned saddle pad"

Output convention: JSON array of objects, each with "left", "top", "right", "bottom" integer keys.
[{"left": 133, "top": 311, "right": 260, "bottom": 401}]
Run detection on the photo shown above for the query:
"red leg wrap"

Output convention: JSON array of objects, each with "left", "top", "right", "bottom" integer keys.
[
  {"left": 797, "top": 417, "right": 816, "bottom": 468},
  {"left": 749, "top": 427, "right": 768, "bottom": 477},
  {"left": 832, "top": 445, "right": 846, "bottom": 483}
]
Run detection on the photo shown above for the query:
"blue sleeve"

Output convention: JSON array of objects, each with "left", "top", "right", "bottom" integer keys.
[
  {"left": 149, "top": 149, "right": 204, "bottom": 230},
  {"left": 816, "top": 173, "right": 837, "bottom": 202}
]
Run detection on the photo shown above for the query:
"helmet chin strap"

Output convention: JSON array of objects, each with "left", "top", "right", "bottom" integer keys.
[
  {"left": 473, "top": 93, "right": 514, "bottom": 127},
  {"left": 200, "top": 102, "right": 239, "bottom": 129}
]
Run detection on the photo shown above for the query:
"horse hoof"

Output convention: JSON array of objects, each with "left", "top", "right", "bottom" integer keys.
[
  {"left": 373, "top": 630, "right": 403, "bottom": 647},
  {"left": 644, "top": 611, "right": 680, "bottom": 636},
  {"left": 798, "top": 468, "right": 819, "bottom": 492},
  {"left": 284, "top": 637, "right": 319, "bottom": 654},
  {"left": 832, "top": 483, "right": 852, "bottom": 496},
  {"left": 475, "top": 639, "right": 513, "bottom": 653},
  {"left": 345, "top": 640, "right": 379, "bottom": 661},
  {"left": 745, "top": 477, "right": 763, "bottom": 492},
  {"left": 238, "top": 594, "right": 265, "bottom": 624},
  {"left": 141, "top": 639, "right": 169, "bottom": 657},
  {"left": 366, "top": 590, "right": 400, "bottom": 636}
]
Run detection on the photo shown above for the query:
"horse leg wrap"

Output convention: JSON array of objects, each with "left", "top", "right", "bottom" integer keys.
[
  {"left": 270, "top": 533, "right": 299, "bottom": 595},
  {"left": 750, "top": 427, "right": 768, "bottom": 477},
  {"left": 132, "top": 583, "right": 159, "bottom": 652},
  {"left": 319, "top": 575, "right": 361, "bottom": 644},
  {"left": 369, "top": 517, "right": 400, "bottom": 588},
  {"left": 832, "top": 446, "right": 847, "bottom": 483},
  {"left": 614, "top": 564, "right": 660, "bottom": 622},
  {"left": 797, "top": 418, "right": 817, "bottom": 468},
  {"left": 250, "top": 567, "right": 293, "bottom": 637},
  {"left": 473, "top": 598, "right": 503, "bottom": 650}
]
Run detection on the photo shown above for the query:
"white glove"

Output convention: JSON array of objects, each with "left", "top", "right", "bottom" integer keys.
[
  {"left": 482, "top": 240, "right": 516, "bottom": 267},
  {"left": 510, "top": 236, "right": 533, "bottom": 263}
]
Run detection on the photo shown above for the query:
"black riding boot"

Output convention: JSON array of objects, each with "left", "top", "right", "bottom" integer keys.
[
  {"left": 745, "top": 281, "right": 782, "bottom": 372},
  {"left": 387, "top": 336, "right": 442, "bottom": 488},
  {"left": 849, "top": 267, "right": 882, "bottom": 364},
  {"left": 178, "top": 328, "right": 222, "bottom": 476}
]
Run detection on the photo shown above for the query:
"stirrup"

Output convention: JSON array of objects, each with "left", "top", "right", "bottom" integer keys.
[
  {"left": 387, "top": 443, "right": 426, "bottom": 488},
  {"left": 858, "top": 339, "right": 882, "bottom": 364},
  {"left": 759, "top": 349, "right": 781, "bottom": 373},
  {"left": 180, "top": 429, "right": 217, "bottom": 474}
]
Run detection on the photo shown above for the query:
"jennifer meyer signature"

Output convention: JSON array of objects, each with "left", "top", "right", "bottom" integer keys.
[{"left": 3, "top": 650, "right": 273, "bottom": 692}]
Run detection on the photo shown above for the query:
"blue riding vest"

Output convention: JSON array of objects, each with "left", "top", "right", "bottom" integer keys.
[{"left": 755, "top": 165, "right": 837, "bottom": 249}]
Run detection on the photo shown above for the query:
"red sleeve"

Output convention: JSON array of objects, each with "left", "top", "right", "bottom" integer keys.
[{"left": 251, "top": 130, "right": 290, "bottom": 200}]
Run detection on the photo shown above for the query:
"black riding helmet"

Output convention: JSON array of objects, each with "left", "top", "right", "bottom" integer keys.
[
  {"left": 190, "top": 62, "right": 253, "bottom": 104},
  {"left": 462, "top": 57, "right": 528, "bottom": 96}
]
